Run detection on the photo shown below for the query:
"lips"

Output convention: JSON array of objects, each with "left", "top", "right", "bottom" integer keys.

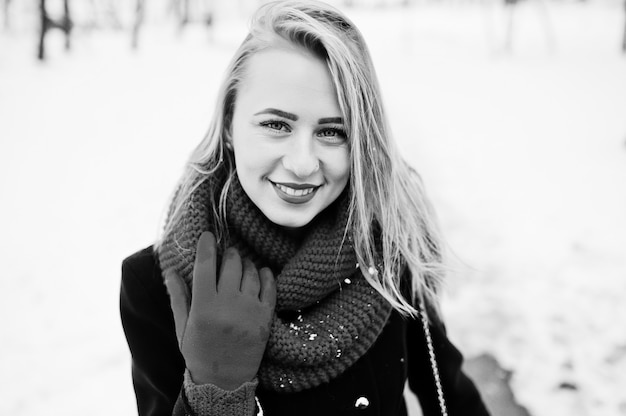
[
  {"left": 274, "top": 183, "right": 316, "bottom": 196},
  {"left": 270, "top": 180, "right": 321, "bottom": 204}
]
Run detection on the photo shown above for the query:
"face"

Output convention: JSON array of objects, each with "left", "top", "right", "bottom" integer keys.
[{"left": 230, "top": 46, "right": 350, "bottom": 231}]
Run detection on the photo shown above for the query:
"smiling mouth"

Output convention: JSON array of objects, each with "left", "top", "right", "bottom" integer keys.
[
  {"left": 273, "top": 183, "right": 317, "bottom": 196},
  {"left": 270, "top": 181, "right": 321, "bottom": 203}
]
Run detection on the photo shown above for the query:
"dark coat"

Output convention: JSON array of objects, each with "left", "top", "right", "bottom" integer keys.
[{"left": 120, "top": 246, "right": 490, "bottom": 416}]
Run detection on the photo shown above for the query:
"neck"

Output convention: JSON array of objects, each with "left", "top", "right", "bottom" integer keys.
[{"left": 278, "top": 223, "right": 309, "bottom": 244}]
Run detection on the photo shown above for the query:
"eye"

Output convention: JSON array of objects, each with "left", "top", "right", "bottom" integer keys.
[
  {"left": 317, "top": 127, "right": 347, "bottom": 144},
  {"left": 260, "top": 120, "right": 291, "bottom": 133}
]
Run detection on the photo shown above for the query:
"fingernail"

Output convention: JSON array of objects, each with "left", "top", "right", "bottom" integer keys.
[{"left": 225, "top": 247, "right": 238, "bottom": 259}]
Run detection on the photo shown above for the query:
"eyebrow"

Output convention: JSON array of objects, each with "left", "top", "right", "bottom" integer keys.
[
  {"left": 254, "top": 108, "right": 298, "bottom": 121},
  {"left": 318, "top": 117, "right": 343, "bottom": 124},
  {"left": 253, "top": 108, "right": 343, "bottom": 125}
]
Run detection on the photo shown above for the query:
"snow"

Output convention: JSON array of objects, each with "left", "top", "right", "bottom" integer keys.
[{"left": 1, "top": 1, "right": 625, "bottom": 415}]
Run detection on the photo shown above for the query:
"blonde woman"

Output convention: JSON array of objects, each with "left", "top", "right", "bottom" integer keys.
[{"left": 120, "top": 1, "right": 490, "bottom": 415}]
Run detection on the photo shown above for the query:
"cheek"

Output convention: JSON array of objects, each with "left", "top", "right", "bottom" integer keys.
[
  {"left": 234, "top": 141, "right": 280, "bottom": 173},
  {"left": 323, "top": 148, "right": 351, "bottom": 181},
  {"left": 232, "top": 125, "right": 265, "bottom": 170}
]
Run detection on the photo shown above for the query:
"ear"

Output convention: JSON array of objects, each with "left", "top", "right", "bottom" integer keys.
[{"left": 222, "top": 127, "right": 234, "bottom": 151}]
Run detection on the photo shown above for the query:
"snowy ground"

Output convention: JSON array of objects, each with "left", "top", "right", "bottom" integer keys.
[{"left": 1, "top": 1, "right": 625, "bottom": 415}]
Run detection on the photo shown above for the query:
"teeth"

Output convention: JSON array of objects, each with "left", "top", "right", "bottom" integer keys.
[{"left": 275, "top": 183, "right": 316, "bottom": 196}]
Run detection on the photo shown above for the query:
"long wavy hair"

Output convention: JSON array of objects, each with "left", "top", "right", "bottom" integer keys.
[{"left": 156, "top": 0, "right": 445, "bottom": 318}]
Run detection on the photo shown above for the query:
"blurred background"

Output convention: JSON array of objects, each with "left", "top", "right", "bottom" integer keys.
[{"left": 1, "top": 0, "right": 625, "bottom": 415}]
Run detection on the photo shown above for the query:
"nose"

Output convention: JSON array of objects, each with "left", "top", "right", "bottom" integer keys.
[{"left": 281, "top": 135, "right": 320, "bottom": 178}]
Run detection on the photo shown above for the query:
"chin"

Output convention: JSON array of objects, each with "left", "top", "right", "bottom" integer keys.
[
  {"left": 270, "top": 214, "right": 314, "bottom": 230},
  {"left": 264, "top": 208, "right": 316, "bottom": 230}
]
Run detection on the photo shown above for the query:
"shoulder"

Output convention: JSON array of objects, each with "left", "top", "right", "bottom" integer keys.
[
  {"left": 122, "top": 245, "right": 158, "bottom": 276},
  {"left": 121, "top": 245, "right": 166, "bottom": 301}
]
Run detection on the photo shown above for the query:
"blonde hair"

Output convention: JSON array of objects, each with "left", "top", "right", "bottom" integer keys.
[{"left": 157, "top": 0, "right": 445, "bottom": 318}]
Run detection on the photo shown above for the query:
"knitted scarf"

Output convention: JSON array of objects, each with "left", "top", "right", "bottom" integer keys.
[{"left": 158, "top": 175, "right": 392, "bottom": 393}]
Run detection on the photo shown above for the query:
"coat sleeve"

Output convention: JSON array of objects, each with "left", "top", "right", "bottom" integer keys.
[
  {"left": 120, "top": 247, "right": 186, "bottom": 416},
  {"left": 406, "top": 311, "right": 490, "bottom": 416}
]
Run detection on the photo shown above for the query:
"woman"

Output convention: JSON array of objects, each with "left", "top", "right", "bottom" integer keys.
[{"left": 120, "top": 1, "right": 490, "bottom": 415}]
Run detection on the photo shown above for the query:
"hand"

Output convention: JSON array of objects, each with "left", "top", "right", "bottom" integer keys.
[{"left": 164, "top": 231, "right": 276, "bottom": 390}]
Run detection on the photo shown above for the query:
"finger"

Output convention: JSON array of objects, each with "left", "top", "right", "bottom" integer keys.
[
  {"left": 258, "top": 267, "right": 276, "bottom": 309},
  {"left": 191, "top": 231, "right": 218, "bottom": 311},
  {"left": 218, "top": 247, "right": 243, "bottom": 294},
  {"left": 164, "top": 270, "right": 190, "bottom": 346},
  {"left": 240, "top": 258, "right": 261, "bottom": 297}
]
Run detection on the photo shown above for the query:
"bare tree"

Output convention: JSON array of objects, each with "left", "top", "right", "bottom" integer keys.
[
  {"left": 172, "top": 0, "right": 214, "bottom": 30},
  {"left": 3, "top": 0, "right": 11, "bottom": 30},
  {"left": 132, "top": 0, "right": 145, "bottom": 49},
  {"left": 503, "top": 0, "right": 555, "bottom": 53},
  {"left": 38, "top": 0, "right": 73, "bottom": 60}
]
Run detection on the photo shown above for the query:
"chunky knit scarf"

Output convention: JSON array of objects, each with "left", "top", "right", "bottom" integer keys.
[{"left": 158, "top": 175, "right": 392, "bottom": 393}]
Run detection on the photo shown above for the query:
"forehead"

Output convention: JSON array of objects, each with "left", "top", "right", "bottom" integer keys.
[{"left": 237, "top": 46, "right": 339, "bottom": 112}]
